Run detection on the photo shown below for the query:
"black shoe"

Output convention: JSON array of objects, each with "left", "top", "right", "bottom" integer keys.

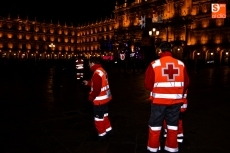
[
  {"left": 147, "top": 150, "right": 161, "bottom": 153},
  {"left": 98, "top": 135, "right": 107, "bottom": 142},
  {"left": 106, "top": 129, "right": 114, "bottom": 136}
]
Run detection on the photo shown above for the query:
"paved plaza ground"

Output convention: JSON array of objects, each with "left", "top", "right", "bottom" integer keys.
[{"left": 0, "top": 61, "right": 230, "bottom": 153}]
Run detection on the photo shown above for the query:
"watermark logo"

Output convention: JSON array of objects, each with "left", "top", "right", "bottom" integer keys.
[{"left": 211, "top": 3, "right": 226, "bottom": 18}]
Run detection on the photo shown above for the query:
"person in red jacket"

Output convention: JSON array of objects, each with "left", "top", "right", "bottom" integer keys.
[
  {"left": 82, "top": 56, "right": 113, "bottom": 141},
  {"left": 145, "top": 42, "right": 189, "bottom": 153}
]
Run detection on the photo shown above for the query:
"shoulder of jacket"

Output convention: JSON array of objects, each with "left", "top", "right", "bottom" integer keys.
[
  {"left": 151, "top": 59, "right": 161, "bottom": 68},
  {"left": 166, "top": 57, "right": 185, "bottom": 66},
  {"left": 95, "top": 69, "right": 104, "bottom": 76},
  {"left": 176, "top": 59, "right": 185, "bottom": 66}
]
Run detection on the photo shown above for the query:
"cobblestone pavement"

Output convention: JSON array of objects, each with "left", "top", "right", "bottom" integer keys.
[{"left": 0, "top": 62, "right": 230, "bottom": 153}]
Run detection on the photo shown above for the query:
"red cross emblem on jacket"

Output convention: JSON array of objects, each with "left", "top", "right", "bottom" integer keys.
[{"left": 162, "top": 63, "right": 179, "bottom": 81}]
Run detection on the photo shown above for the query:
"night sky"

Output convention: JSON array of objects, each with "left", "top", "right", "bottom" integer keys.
[{"left": 0, "top": 0, "right": 133, "bottom": 26}]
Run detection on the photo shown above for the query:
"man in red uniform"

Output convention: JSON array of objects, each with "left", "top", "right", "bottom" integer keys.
[
  {"left": 82, "top": 57, "right": 113, "bottom": 141},
  {"left": 145, "top": 42, "right": 189, "bottom": 153}
]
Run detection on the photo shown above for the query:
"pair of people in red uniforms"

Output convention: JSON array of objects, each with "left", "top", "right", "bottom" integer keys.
[{"left": 145, "top": 42, "right": 189, "bottom": 153}]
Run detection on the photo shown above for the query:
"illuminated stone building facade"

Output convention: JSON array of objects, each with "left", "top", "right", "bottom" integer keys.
[
  {"left": 188, "top": 0, "right": 230, "bottom": 65},
  {"left": 76, "top": 18, "right": 115, "bottom": 58},
  {"left": 0, "top": 15, "right": 78, "bottom": 60},
  {"left": 0, "top": 0, "right": 230, "bottom": 65},
  {"left": 111, "top": 0, "right": 230, "bottom": 65}
]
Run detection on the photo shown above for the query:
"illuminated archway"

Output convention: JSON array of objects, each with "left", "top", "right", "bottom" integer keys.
[
  {"left": 206, "top": 49, "right": 215, "bottom": 63},
  {"left": 172, "top": 46, "right": 183, "bottom": 60},
  {"left": 192, "top": 50, "right": 202, "bottom": 60},
  {"left": 220, "top": 49, "right": 229, "bottom": 65}
]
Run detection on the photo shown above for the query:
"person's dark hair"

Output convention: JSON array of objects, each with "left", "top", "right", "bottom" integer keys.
[
  {"left": 159, "top": 42, "right": 172, "bottom": 52},
  {"left": 89, "top": 56, "right": 101, "bottom": 64}
]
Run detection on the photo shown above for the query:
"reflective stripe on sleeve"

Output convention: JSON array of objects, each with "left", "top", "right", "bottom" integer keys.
[
  {"left": 96, "top": 70, "right": 104, "bottom": 77},
  {"left": 91, "top": 85, "right": 109, "bottom": 92},
  {"left": 177, "top": 133, "right": 184, "bottom": 137},
  {"left": 177, "top": 139, "right": 183, "bottom": 143},
  {"left": 95, "top": 94, "right": 110, "bottom": 100},
  {"left": 101, "top": 85, "right": 109, "bottom": 91},
  {"left": 183, "top": 94, "right": 187, "bottom": 98},
  {"left": 181, "top": 104, "right": 187, "bottom": 109}
]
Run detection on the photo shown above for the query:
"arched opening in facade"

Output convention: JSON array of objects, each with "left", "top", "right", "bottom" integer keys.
[
  {"left": 206, "top": 49, "right": 215, "bottom": 64},
  {"left": 172, "top": 46, "right": 183, "bottom": 60},
  {"left": 221, "top": 49, "right": 229, "bottom": 65},
  {"left": 192, "top": 50, "right": 202, "bottom": 60}
]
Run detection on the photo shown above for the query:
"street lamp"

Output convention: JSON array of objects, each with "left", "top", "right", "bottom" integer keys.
[
  {"left": 148, "top": 28, "right": 159, "bottom": 37},
  {"left": 149, "top": 28, "right": 160, "bottom": 48},
  {"left": 156, "top": 31, "right": 160, "bottom": 36},
  {"left": 149, "top": 31, "right": 153, "bottom": 36},
  {"left": 49, "top": 43, "right": 55, "bottom": 48},
  {"left": 147, "top": 28, "right": 160, "bottom": 60},
  {"left": 49, "top": 43, "right": 55, "bottom": 59}
]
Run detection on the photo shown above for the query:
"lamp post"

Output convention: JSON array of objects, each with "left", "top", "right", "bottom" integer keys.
[
  {"left": 49, "top": 43, "right": 55, "bottom": 48},
  {"left": 149, "top": 28, "right": 160, "bottom": 39},
  {"left": 49, "top": 43, "right": 55, "bottom": 59},
  {"left": 148, "top": 28, "right": 160, "bottom": 59}
]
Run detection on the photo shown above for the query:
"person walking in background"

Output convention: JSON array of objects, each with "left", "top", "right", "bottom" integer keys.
[
  {"left": 144, "top": 42, "right": 189, "bottom": 153},
  {"left": 82, "top": 56, "right": 113, "bottom": 141}
]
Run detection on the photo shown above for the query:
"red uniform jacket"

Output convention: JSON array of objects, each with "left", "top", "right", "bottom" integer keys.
[
  {"left": 145, "top": 52, "right": 189, "bottom": 104},
  {"left": 86, "top": 64, "right": 103, "bottom": 102}
]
